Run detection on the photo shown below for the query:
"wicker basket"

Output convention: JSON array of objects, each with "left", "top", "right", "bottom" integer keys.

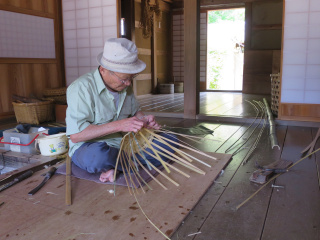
[
  {"left": 270, "top": 73, "right": 280, "bottom": 116},
  {"left": 43, "top": 87, "right": 67, "bottom": 104},
  {"left": 44, "top": 95, "right": 67, "bottom": 105},
  {"left": 12, "top": 99, "right": 55, "bottom": 125},
  {"left": 43, "top": 87, "right": 66, "bottom": 96}
]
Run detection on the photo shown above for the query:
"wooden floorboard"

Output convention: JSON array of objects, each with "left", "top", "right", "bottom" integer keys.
[
  {"left": 171, "top": 121, "right": 288, "bottom": 240},
  {"left": 0, "top": 149, "right": 231, "bottom": 240},
  {"left": 1, "top": 116, "right": 319, "bottom": 239},
  {"left": 261, "top": 126, "right": 320, "bottom": 240},
  {"left": 139, "top": 92, "right": 271, "bottom": 118}
]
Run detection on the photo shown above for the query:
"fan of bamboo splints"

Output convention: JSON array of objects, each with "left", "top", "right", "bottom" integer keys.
[{"left": 113, "top": 127, "right": 218, "bottom": 195}]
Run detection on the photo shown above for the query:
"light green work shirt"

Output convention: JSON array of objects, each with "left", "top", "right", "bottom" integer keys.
[{"left": 66, "top": 68, "right": 140, "bottom": 156}]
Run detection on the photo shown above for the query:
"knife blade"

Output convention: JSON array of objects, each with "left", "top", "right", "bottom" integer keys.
[
  {"left": 28, "top": 167, "right": 57, "bottom": 195},
  {"left": 0, "top": 170, "right": 33, "bottom": 192}
]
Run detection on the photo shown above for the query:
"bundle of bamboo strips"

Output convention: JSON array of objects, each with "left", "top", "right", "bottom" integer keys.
[{"left": 113, "top": 127, "right": 217, "bottom": 195}]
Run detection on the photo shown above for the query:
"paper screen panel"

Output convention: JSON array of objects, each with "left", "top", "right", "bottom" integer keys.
[{"left": 0, "top": 10, "right": 55, "bottom": 59}]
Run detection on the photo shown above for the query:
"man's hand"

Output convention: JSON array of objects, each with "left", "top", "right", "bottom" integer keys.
[
  {"left": 118, "top": 116, "right": 145, "bottom": 133},
  {"left": 134, "top": 112, "right": 160, "bottom": 130},
  {"left": 142, "top": 115, "right": 160, "bottom": 130}
]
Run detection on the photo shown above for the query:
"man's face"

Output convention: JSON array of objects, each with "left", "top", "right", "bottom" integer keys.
[{"left": 100, "top": 67, "right": 134, "bottom": 92}]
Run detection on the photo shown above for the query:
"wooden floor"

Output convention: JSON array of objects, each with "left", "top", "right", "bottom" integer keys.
[
  {"left": 1, "top": 117, "right": 320, "bottom": 239},
  {"left": 138, "top": 92, "right": 270, "bottom": 118}
]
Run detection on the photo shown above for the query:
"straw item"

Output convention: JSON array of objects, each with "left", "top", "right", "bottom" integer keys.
[
  {"left": 12, "top": 99, "right": 55, "bottom": 124},
  {"left": 43, "top": 87, "right": 67, "bottom": 104},
  {"left": 43, "top": 87, "right": 67, "bottom": 96}
]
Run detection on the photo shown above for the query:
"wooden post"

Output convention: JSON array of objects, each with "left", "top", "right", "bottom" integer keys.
[{"left": 184, "top": 0, "right": 200, "bottom": 119}]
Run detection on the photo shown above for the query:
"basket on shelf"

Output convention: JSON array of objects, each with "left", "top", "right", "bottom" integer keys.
[
  {"left": 270, "top": 73, "right": 280, "bottom": 116},
  {"left": 43, "top": 87, "right": 67, "bottom": 105},
  {"left": 12, "top": 99, "right": 55, "bottom": 125}
]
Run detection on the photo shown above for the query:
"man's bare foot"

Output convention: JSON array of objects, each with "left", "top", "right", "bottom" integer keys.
[{"left": 99, "top": 169, "right": 115, "bottom": 183}]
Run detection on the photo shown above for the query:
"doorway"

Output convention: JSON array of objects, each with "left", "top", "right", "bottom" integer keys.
[{"left": 206, "top": 8, "right": 245, "bottom": 91}]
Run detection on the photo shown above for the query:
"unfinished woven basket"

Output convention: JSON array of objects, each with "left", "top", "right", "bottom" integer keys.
[{"left": 12, "top": 99, "right": 55, "bottom": 124}]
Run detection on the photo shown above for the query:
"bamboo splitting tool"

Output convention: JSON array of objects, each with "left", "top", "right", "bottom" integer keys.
[{"left": 66, "top": 154, "right": 72, "bottom": 205}]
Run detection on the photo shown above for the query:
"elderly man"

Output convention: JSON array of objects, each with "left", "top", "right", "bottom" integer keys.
[{"left": 66, "top": 38, "right": 176, "bottom": 183}]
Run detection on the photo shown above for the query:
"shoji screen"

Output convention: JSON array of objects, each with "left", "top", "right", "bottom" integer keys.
[
  {"left": 62, "top": 0, "right": 118, "bottom": 85},
  {"left": 281, "top": 0, "right": 320, "bottom": 104}
]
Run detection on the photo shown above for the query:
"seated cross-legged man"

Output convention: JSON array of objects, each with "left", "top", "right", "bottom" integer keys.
[{"left": 66, "top": 38, "right": 178, "bottom": 183}]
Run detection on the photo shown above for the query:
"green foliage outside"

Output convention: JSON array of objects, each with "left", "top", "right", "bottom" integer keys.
[
  {"left": 207, "top": 9, "right": 245, "bottom": 90},
  {"left": 208, "top": 9, "right": 245, "bottom": 24},
  {"left": 208, "top": 50, "right": 225, "bottom": 90}
]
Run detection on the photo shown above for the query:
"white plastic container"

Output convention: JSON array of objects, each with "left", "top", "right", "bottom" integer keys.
[
  {"left": 35, "top": 133, "right": 68, "bottom": 156},
  {"left": 3, "top": 127, "right": 49, "bottom": 154}
]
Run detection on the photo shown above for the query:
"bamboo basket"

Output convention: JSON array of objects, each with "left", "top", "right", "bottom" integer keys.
[
  {"left": 43, "top": 87, "right": 67, "bottom": 104},
  {"left": 12, "top": 99, "right": 55, "bottom": 124},
  {"left": 270, "top": 73, "right": 280, "bottom": 116},
  {"left": 43, "top": 87, "right": 66, "bottom": 96}
]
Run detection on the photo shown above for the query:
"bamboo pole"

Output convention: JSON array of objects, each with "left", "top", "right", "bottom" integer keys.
[
  {"left": 263, "top": 98, "right": 280, "bottom": 150},
  {"left": 236, "top": 147, "right": 320, "bottom": 210},
  {"left": 65, "top": 154, "right": 72, "bottom": 206}
]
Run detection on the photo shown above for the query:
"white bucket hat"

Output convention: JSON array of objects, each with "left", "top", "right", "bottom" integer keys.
[{"left": 97, "top": 38, "right": 146, "bottom": 74}]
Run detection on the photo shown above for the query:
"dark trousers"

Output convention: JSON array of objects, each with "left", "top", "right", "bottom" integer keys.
[{"left": 72, "top": 133, "right": 179, "bottom": 173}]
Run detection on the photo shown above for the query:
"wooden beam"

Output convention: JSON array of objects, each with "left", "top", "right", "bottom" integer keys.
[
  {"left": 279, "top": 103, "right": 320, "bottom": 122},
  {"left": 244, "top": 2, "right": 252, "bottom": 51},
  {"left": 184, "top": 0, "right": 200, "bottom": 119}
]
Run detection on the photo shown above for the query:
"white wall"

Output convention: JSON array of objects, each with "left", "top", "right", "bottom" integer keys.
[
  {"left": 281, "top": 0, "right": 320, "bottom": 104},
  {"left": 62, "top": 0, "right": 118, "bottom": 86}
]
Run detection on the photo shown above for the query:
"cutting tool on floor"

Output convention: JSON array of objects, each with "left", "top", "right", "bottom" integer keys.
[
  {"left": 28, "top": 167, "right": 57, "bottom": 195},
  {"left": 0, "top": 170, "right": 33, "bottom": 192}
]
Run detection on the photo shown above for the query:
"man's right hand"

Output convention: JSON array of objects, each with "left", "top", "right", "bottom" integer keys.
[{"left": 70, "top": 116, "right": 146, "bottom": 143}]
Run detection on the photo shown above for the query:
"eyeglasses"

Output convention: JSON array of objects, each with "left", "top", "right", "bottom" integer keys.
[{"left": 109, "top": 71, "right": 139, "bottom": 84}]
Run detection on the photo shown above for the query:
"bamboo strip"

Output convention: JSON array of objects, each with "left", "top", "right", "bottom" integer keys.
[
  {"left": 157, "top": 129, "right": 204, "bottom": 152},
  {"left": 146, "top": 130, "right": 195, "bottom": 164},
  {"left": 122, "top": 152, "right": 140, "bottom": 193},
  {"left": 147, "top": 140, "right": 206, "bottom": 175},
  {"left": 134, "top": 151, "right": 168, "bottom": 190},
  {"left": 133, "top": 192, "right": 171, "bottom": 240},
  {"left": 142, "top": 150, "right": 191, "bottom": 178},
  {"left": 158, "top": 129, "right": 203, "bottom": 143},
  {"left": 138, "top": 131, "right": 171, "bottom": 173},
  {"left": 139, "top": 149, "right": 180, "bottom": 187},
  {"left": 119, "top": 151, "right": 134, "bottom": 195},
  {"left": 263, "top": 98, "right": 280, "bottom": 150},
  {"left": 149, "top": 130, "right": 217, "bottom": 161},
  {"left": 113, "top": 135, "right": 127, "bottom": 180}
]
